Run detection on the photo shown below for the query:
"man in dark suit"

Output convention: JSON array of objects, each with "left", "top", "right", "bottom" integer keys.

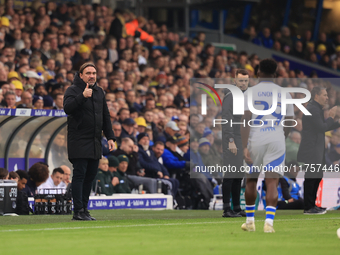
[
  {"left": 222, "top": 69, "right": 249, "bottom": 217},
  {"left": 297, "top": 86, "right": 340, "bottom": 214}
]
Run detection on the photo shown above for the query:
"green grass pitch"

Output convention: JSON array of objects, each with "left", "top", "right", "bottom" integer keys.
[{"left": 0, "top": 210, "right": 339, "bottom": 255}]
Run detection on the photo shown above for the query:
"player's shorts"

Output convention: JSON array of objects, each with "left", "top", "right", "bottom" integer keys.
[{"left": 245, "top": 140, "right": 286, "bottom": 177}]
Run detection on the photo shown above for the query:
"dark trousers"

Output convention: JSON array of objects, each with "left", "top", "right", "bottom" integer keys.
[
  {"left": 222, "top": 178, "right": 242, "bottom": 211},
  {"left": 70, "top": 158, "right": 99, "bottom": 213},
  {"left": 168, "top": 177, "right": 179, "bottom": 197},
  {"left": 277, "top": 198, "right": 304, "bottom": 210},
  {"left": 222, "top": 135, "right": 243, "bottom": 211},
  {"left": 304, "top": 178, "right": 322, "bottom": 210}
]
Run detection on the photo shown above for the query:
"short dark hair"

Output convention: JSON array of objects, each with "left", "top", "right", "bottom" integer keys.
[
  {"left": 9, "top": 171, "right": 19, "bottom": 180},
  {"left": 0, "top": 168, "right": 9, "bottom": 179},
  {"left": 311, "top": 86, "right": 326, "bottom": 100},
  {"left": 235, "top": 69, "right": 249, "bottom": 77},
  {"left": 16, "top": 170, "right": 29, "bottom": 180},
  {"left": 153, "top": 141, "right": 165, "bottom": 147},
  {"left": 118, "top": 107, "right": 129, "bottom": 115},
  {"left": 259, "top": 58, "right": 277, "bottom": 76},
  {"left": 52, "top": 167, "right": 64, "bottom": 175},
  {"left": 28, "top": 163, "right": 49, "bottom": 183},
  {"left": 53, "top": 93, "right": 63, "bottom": 100},
  {"left": 79, "top": 62, "right": 97, "bottom": 74}
]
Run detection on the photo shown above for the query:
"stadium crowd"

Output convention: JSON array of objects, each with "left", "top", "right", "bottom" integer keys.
[
  {"left": 242, "top": 25, "right": 340, "bottom": 72},
  {"left": 0, "top": 1, "right": 340, "bottom": 210}
]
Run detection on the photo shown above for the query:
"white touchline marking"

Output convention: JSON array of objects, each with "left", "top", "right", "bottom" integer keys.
[{"left": 0, "top": 217, "right": 340, "bottom": 233}]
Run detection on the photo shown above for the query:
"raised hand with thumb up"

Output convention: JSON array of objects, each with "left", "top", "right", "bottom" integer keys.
[{"left": 83, "top": 83, "right": 93, "bottom": 98}]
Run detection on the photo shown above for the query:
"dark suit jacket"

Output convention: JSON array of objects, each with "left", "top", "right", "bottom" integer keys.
[{"left": 297, "top": 100, "right": 340, "bottom": 165}]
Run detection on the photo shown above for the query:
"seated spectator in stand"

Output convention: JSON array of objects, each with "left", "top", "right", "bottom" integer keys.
[
  {"left": 93, "top": 157, "right": 115, "bottom": 195},
  {"left": 52, "top": 93, "right": 64, "bottom": 110},
  {"left": 38, "top": 167, "right": 65, "bottom": 191},
  {"left": 117, "top": 107, "right": 130, "bottom": 124},
  {"left": 32, "top": 95, "right": 44, "bottom": 109},
  {"left": 120, "top": 118, "right": 136, "bottom": 140},
  {"left": 138, "top": 133, "right": 179, "bottom": 196},
  {"left": 59, "top": 165, "right": 71, "bottom": 189},
  {"left": 16, "top": 91, "right": 33, "bottom": 108},
  {"left": 112, "top": 121, "right": 122, "bottom": 147},
  {"left": 8, "top": 171, "right": 19, "bottom": 182},
  {"left": 277, "top": 161, "right": 304, "bottom": 210},
  {"left": 3, "top": 91, "right": 16, "bottom": 108},
  {"left": 23, "top": 162, "right": 49, "bottom": 197},
  {"left": 15, "top": 170, "right": 31, "bottom": 215},
  {"left": 285, "top": 131, "right": 301, "bottom": 164},
  {"left": 108, "top": 156, "right": 120, "bottom": 188},
  {"left": 252, "top": 27, "right": 273, "bottom": 49},
  {"left": 113, "top": 155, "right": 132, "bottom": 193},
  {"left": 161, "top": 120, "right": 180, "bottom": 141},
  {"left": 112, "top": 137, "right": 158, "bottom": 193},
  {"left": 0, "top": 168, "right": 9, "bottom": 179},
  {"left": 162, "top": 136, "right": 190, "bottom": 177}
]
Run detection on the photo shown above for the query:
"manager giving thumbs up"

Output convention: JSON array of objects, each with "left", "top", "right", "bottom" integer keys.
[
  {"left": 83, "top": 83, "right": 93, "bottom": 98},
  {"left": 63, "top": 62, "right": 116, "bottom": 221}
]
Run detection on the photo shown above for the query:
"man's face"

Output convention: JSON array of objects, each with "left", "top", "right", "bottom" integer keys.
[
  {"left": 190, "top": 141, "right": 199, "bottom": 152},
  {"left": 20, "top": 91, "right": 31, "bottom": 103},
  {"left": 54, "top": 134, "right": 65, "bottom": 147},
  {"left": 108, "top": 166, "right": 117, "bottom": 173},
  {"left": 119, "top": 110, "right": 130, "bottom": 121},
  {"left": 18, "top": 178, "right": 27, "bottom": 191},
  {"left": 146, "top": 100, "right": 155, "bottom": 110},
  {"left": 62, "top": 167, "right": 71, "bottom": 184},
  {"left": 139, "top": 136, "right": 150, "bottom": 150},
  {"left": 144, "top": 111, "right": 153, "bottom": 123},
  {"left": 47, "top": 60, "right": 55, "bottom": 71},
  {"left": 5, "top": 95, "right": 16, "bottom": 108},
  {"left": 80, "top": 66, "right": 97, "bottom": 86},
  {"left": 152, "top": 144, "right": 164, "bottom": 158},
  {"left": 118, "top": 161, "right": 128, "bottom": 172},
  {"left": 179, "top": 144, "right": 189, "bottom": 154},
  {"left": 126, "top": 91, "right": 135, "bottom": 103},
  {"left": 166, "top": 127, "right": 176, "bottom": 137},
  {"left": 112, "top": 124, "right": 122, "bottom": 137},
  {"left": 190, "top": 116, "right": 199, "bottom": 127},
  {"left": 54, "top": 95, "right": 64, "bottom": 108},
  {"left": 121, "top": 140, "right": 134, "bottom": 154},
  {"left": 199, "top": 144, "right": 210, "bottom": 154},
  {"left": 315, "top": 89, "right": 328, "bottom": 107},
  {"left": 235, "top": 73, "right": 249, "bottom": 91},
  {"left": 52, "top": 172, "right": 63, "bottom": 186},
  {"left": 1, "top": 84, "right": 10, "bottom": 94}
]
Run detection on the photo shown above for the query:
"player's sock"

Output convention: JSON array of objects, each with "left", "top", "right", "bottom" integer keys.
[
  {"left": 265, "top": 206, "right": 276, "bottom": 226},
  {"left": 245, "top": 204, "right": 255, "bottom": 223}
]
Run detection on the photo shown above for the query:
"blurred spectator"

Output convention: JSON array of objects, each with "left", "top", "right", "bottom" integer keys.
[
  {"left": 60, "top": 165, "right": 71, "bottom": 188},
  {"left": 8, "top": 171, "right": 19, "bottom": 182},
  {"left": 23, "top": 162, "right": 49, "bottom": 197},
  {"left": 38, "top": 167, "right": 65, "bottom": 190},
  {"left": 285, "top": 131, "right": 301, "bottom": 164},
  {"left": 93, "top": 157, "right": 115, "bottom": 195},
  {"left": 113, "top": 155, "right": 131, "bottom": 193},
  {"left": 0, "top": 167, "right": 9, "bottom": 179},
  {"left": 15, "top": 170, "right": 31, "bottom": 215}
]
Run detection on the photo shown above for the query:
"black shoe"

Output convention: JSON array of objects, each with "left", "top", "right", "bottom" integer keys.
[
  {"left": 315, "top": 206, "right": 326, "bottom": 212},
  {"left": 222, "top": 210, "right": 242, "bottom": 218},
  {"left": 304, "top": 207, "right": 327, "bottom": 215},
  {"left": 235, "top": 210, "right": 246, "bottom": 217},
  {"left": 84, "top": 209, "right": 96, "bottom": 221},
  {"left": 72, "top": 209, "right": 92, "bottom": 221}
]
